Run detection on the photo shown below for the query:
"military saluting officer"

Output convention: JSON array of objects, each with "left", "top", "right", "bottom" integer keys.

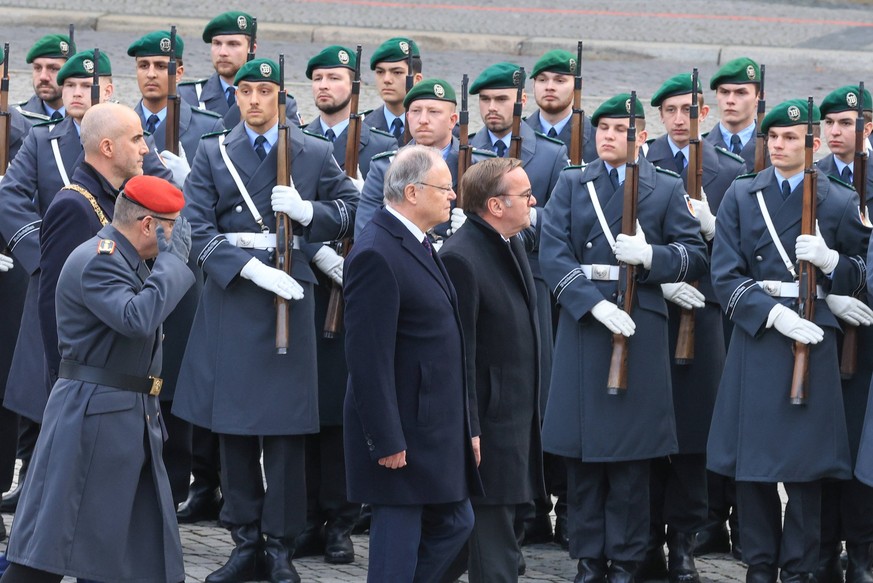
[
  {"left": 17, "top": 33, "right": 74, "bottom": 122},
  {"left": 172, "top": 57, "right": 358, "bottom": 583},
  {"left": 704, "top": 57, "right": 764, "bottom": 172},
  {"left": 540, "top": 93, "right": 708, "bottom": 583},
  {"left": 707, "top": 99, "right": 869, "bottom": 583},
  {"left": 0, "top": 175, "right": 194, "bottom": 583},
  {"left": 362, "top": 37, "right": 422, "bottom": 143}
]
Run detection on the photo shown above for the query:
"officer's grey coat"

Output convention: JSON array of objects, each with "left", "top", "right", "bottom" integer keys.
[
  {"left": 645, "top": 134, "right": 746, "bottom": 452},
  {"left": 540, "top": 157, "right": 708, "bottom": 460},
  {"left": 0, "top": 115, "right": 172, "bottom": 422},
  {"left": 303, "top": 118, "right": 397, "bottom": 180},
  {"left": 5, "top": 224, "right": 193, "bottom": 583},
  {"left": 179, "top": 73, "right": 300, "bottom": 128},
  {"left": 704, "top": 122, "right": 764, "bottom": 172},
  {"left": 16, "top": 94, "right": 52, "bottom": 121},
  {"left": 362, "top": 104, "right": 460, "bottom": 145},
  {"left": 854, "top": 233, "right": 873, "bottom": 487},
  {"left": 708, "top": 167, "right": 868, "bottom": 482},
  {"left": 173, "top": 122, "right": 358, "bottom": 435},
  {"left": 525, "top": 109, "right": 597, "bottom": 165},
  {"left": 135, "top": 99, "right": 224, "bottom": 165}
]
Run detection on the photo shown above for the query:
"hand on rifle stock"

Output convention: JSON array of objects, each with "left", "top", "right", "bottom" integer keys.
[
  {"left": 448, "top": 208, "right": 467, "bottom": 236},
  {"left": 313, "top": 245, "right": 344, "bottom": 285},
  {"left": 0, "top": 252, "right": 13, "bottom": 272},
  {"left": 690, "top": 191, "right": 716, "bottom": 241},
  {"left": 614, "top": 220, "right": 653, "bottom": 269},
  {"left": 825, "top": 295, "right": 873, "bottom": 326},
  {"left": 240, "top": 257, "right": 304, "bottom": 300},
  {"left": 767, "top": 304, "right": 824, "bottom": 344},
  {"left": 271, "top": 183, "right": 313, "bottom": 225},
  {"left": 591, "top": 300, "right": 636, "bottom": 337},
  {"left": 661, "top": 282, "right": 705, "bottom": 309},
  {"left": 160, "top": 145, "right": 190, "bottom": 187},
  {"left": 795, "top": 221, "right": 839, "bottom": 275}
]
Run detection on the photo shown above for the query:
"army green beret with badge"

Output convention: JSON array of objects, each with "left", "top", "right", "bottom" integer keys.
[
  {"left": 591, "top": 93, "right": 645, "bottom": 125},
  {"left": 651, "top": 72, "right": 703, "bottom": 107},
  {"left": 470, "top": 62, "right": 523, "bottom": 94},
  {"left": 761, "top": 98, "right": 820, "bottom": 133},
  {"left": 820, "top": 85, "right": 873, "bottom": 116},
  {"left": 403, "top": 78, "right": 456, "bottom": 108},
  {"left": 709, "top": 57, "right": 760, "bottom": 90},
  {"left": 56, "top": 49, "right": 112, "bottom": 85},
  {"left": 202, "top": 11, "right": 255, "bottom": 43},
  {"left": 305, "top": 45, "right": 356, "bottom": 79},
  {"left": 27, "top": 34, "right": 76, "bottom": 63},
  {"left": 529, "top": 49, "right": 577, "bottom": 79},
  {"left": 127, "top": 30, "right": 185, "bottom": 58},
  {"left": 369, "top": 37, "right": 419, "bottom": 70},
  {"left": 234, "top": 57, "right": 280, "bottom": 85}
]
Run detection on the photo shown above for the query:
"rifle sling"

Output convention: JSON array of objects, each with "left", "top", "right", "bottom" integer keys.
[
  {"left": 754, "top": 189, "right": 797, "bottom": 279},
  {"left": 585, "top": 180, "right": 617, "bottom": 251},
  {"left": 218, "top": 134, "right": 267, "bottom": 232}
]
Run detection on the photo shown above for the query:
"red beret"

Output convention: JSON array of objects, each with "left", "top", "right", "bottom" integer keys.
[{"left": 121, "top": 175, "right": 185, "bottom": 214}]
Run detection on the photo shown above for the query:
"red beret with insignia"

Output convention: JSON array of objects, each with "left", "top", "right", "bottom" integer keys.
[{"left": 121, "top": 175, "right": 185, "bottom": 213}]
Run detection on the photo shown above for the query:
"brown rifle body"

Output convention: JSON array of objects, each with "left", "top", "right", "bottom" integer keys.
[{"left": 275, "top": 78, "right": 293, "bottom": 354}]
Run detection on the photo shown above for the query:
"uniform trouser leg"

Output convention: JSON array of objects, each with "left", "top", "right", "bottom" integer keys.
[
  {"left": 468, "top": 504, "right": 519, "bottom": 583},
  {"left": 159, "top": 399, "right": 193, "bottom": 506},
  {"left": 0, "top": 563, "right": 63, "bottom": 583},
  {"left": 841, "top": 478, "right": 873, "bottom": 544},
  {"left": 0, "top": 406, "right": 17, "bottom": 492},
  {"left": 192, "top": 425, "right": 221, "bottom": 490},
  {"left": 706, "top": 471, "right": 736, "bottom": 524},
  {"left": 662, "top": 454, "right": 709, "bottom": 534},
  {"left": 15, "top": 419, "right": 38, "bottom": 466},
  {"left": 568, "top": 459, "right": 650, "bottom": 562},
  {"left": 313, "top": 426, "right": 355, "bottom": 519}
]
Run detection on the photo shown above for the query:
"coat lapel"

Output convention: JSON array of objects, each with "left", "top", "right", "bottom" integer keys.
[{"left": 376, "top": 210, "right": 452, "bottom": 299}]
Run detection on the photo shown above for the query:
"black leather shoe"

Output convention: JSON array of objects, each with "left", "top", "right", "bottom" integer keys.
[
  {"left": 747, "top": 564, "right": 778, "bottom": 583},
  {"left": 694, "top": 522, "right": 731, "bottom": 556},
  {"left": 0, "top": 460, "right": 27, "bottom": 514},
  {"left": 523, "top": 511, "right": 553, "bottom": 546},
  {"left": 324, "top": 519, "right": 355, "bottom": 564},
  {"left": 815, "top": 543, "right": 844, "bottom": 583},
  {"left": 846, "top": 543, "right": 873, "bottom": 583},
  {"left": 292, "top": 522, "right": 325, "bottom": 559},
  {"left": 667, "top": 530, "right": 700, "bottom": 583},
  {"left": 637, "top": 546, "right": 668, "bottom": 581},
  {"left": 205, "top": 524, "right": 263, "bottom": 583},
  {"left": 609, "top": 560, "right": 638, "bottom": 583},
  {"left": 781, "top": 571, "right": 813, "bottom": 583},
  {"left": 555, "top": 507, "right": 570, "bottom": 550},
  {"left": 177, "top": 485, "right": 222, "bottom": 524},
  {"left": 264, "top": 536, "right": 301, "bottom": 583},
  {"left": 576, "top": 558, "right": 608, "bottom": 583}
]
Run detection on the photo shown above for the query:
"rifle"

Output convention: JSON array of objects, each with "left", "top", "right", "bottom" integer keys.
[
  {"left": 91, "top": 48, "right": 101, "bottom": 106},
  {"left": 607, "top": 92, "right": 640, "bottom": 394},
  {"left": 509, "top": 66, "right": 525, "bottom": 159},
  {"left": 0, "top": 43, "right": 10, "bottom": 175},
  {"left": 754, "top": 64, "right": 767, "bottom": 172},
  {"left": 456, "top": 73, "right": 472, "bottom": 209},
  {"left": 840, "top": 81, "right": 868, "bottom": 378},
  {"left": 247, "top": 18, "right": 257, "bottom": 62},
  {"left": 275, "top": 54, "right": 293, "bottom": 354},
  {"left": 402, "top": 45, "right": 413, "bottom": 145},
  {"left": 165, "top": 26, "right": 180, "bottom": 155},
  {"left": 68, "top": 24, "right": 75, "bottom": 52},
  {"left": 323, "top": 45, "right": 363, "bottom": 339},
  {"left": 789, "top": 97, "right": 817, "bottom": 406},
  {"left": 569, "top": 41, "right": 584, "bottom": 165},
  {"left": 674, "top": 68, "right": 703, "bottom": 365}
]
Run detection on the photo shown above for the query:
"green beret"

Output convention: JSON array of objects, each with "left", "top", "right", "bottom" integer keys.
[
  {"left": 651, "top": 72, "right": 703, "bottom": 107},
  {"left": 26, "top": 34, "right": 75, "bottom": 63},
  {"left": 709, "top": 57, "right": 760, "bottom": 89},
  {"left": 56, "top": 50, "right": 112, "bottom": 85},
  {"left": 820, "top": 85, "right": 872, "bottom": 116},
  {"left": 306, "top": 45, "right": 355, "bottom": 80},
  {"left": 761, "top": 99, "right": 821, "bottom": 133},
  {"left": 127, "top": 31, "right": 184, "bottom": 59},
  {"left": 469, "top": 62, "right": 523, "bottom": 94},
  {"left": 530, "top": 50, "right": 577, "bottom": 79},
  {"left": 403, "top": 78, "right": 456, "bottom": 108},
  {"left": 202, "top": 11, "right": 255, "bottom": 43},
  {"left": 591, "top": 93, "right": 645, "bottom": 125},
  {"left": 234, "top": 58, "right": 279, "bottom": 85},
  {"left": 369, "top": 37, "right": 419, "bottom": 70}
]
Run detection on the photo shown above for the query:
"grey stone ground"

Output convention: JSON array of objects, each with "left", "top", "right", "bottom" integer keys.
[{"left": 0, "top": 0, "right": 861, "bottom": 579}]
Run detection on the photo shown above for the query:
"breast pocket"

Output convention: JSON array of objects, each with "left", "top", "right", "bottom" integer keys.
[{"left": 85, "top": 389, "right": 137, "bottom": 416}]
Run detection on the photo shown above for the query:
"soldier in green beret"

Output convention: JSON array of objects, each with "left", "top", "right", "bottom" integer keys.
[
  {"left": 363, "top": 37, "right": 422, "bottom": 142},
  {"left": 704, "top": 57, "right": 763, "bottom": 172},
  {"left": 17, "top": 33, "right": 75, "bottom": 122}
]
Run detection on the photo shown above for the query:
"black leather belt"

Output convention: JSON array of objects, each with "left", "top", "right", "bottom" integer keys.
[{"left": 59, "top": 361, "right": 163, "bottom": 397}]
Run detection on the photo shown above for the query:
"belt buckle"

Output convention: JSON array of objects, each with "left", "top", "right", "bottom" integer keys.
[
  {"left": 239, "top": 234, "right": 254, "bottom": 248},
  {"left": 149, "top": 376, "right": 163, "bottom": 397},
  {"left": 763, "top": 281, "right": 780, "bottom": 297},
  {"left": 592, "top": 264, "right": 610, "bottom": 281}
]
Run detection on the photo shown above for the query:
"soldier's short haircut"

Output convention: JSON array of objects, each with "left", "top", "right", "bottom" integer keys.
[
  {"left": 383, "top": 144, "right": 443, "bottom": 205},
  {"left": 112, "top": 194, "right": 140, "bottom": 227},
  {"left": 461, "top": 157, "right": 523, "bottom": 214}
]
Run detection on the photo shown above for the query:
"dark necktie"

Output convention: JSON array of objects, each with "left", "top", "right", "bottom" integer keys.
[
  {"left": 324, "top": 128, "right": 336, "bottom": 143},
  {"left": 422, "top": 236, "right": 433, "bottom": 257},
  {"left": 547, "top": 127, "right": 558, "bottom": 138},
  {"left": 145, "top": 114, "right": 159, "bottom": 135},
  {"left": 609, "top": 168, "right": 620, "bottom": 192},
  {"left": 730, "top": 134, "right": 742, "bottom": 155},
  {"left": 254, "top": 135, "right": 267, "bottom": 161},
  {"left": 391, "top": 118, "right": 404, "bottom": 141},
  {"left": 781, "top": 180, "right": 792, "bottom": 200},
  {"left": 50, "top": 110, "right": 62, "bottom": 121},
  {"left": 226, "top": 86, "right": 236, "bottom": 107},
  {"left": 674, "top": 150, "right": 685, "bottom": 174},
  {"left": 840, "top": 165, "right": 852, "bottom": 184},
  {"left": 494, "top": 140, "right": 507, "bottom": 158}
]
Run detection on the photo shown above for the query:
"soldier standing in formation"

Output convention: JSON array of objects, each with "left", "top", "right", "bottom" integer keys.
[{"left": 362, "top": 37, "right": 421, "bottom": 143}]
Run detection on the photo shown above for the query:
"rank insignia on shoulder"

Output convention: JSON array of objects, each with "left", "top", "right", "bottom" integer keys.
[
  {"left": 684, "top": 194, "right": 696, "bottom": 217},
  {"left": 97, "top": 239, "right": 116, "bottom": 254}
]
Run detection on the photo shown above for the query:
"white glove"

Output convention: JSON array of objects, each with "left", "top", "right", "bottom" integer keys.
[
  {"left": 350, "top": 166, "right": 365, "bottom": 193},
  {"left": 614, "top": 219, "right": 653, "bottom": 269},
  {"left": 529, "top": 207, "right": 538, "bottom": 228},
  {"left": 795, "top": 221, "right": 839, "bottom": 274},
  {"left": 0, "top": 252, "right": 13, "bottom": 272},
  {"left": 448, "top": 208, "right": 467, "bottom": 236},
  {"left": 591, "top": 299, "right": 636, "bottom": 337},
  {"left": 239, "top": 257, "right": 304, "bottom": 300},
  {"left": 160, "top": 146, "right": 191, "bottom": 188},
  {"left": 271, "top": 183, "right": 314, "bottom": 226},
  {"left": 825, "top": 295, "right": 873, "bottom": 326},
  {"left": 766, "top": 304, "right": 824, "bottom": 344},
  {"left": 661, "top": 282, "right": 706, "bottom": 309},
  {"left": 690, "top": 191, "right": 716, "bottom": 241},
  {"left": 313, "top": 245, "right": 344, "bottom": 285}
]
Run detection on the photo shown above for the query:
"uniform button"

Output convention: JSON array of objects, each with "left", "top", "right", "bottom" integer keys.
[
  {"left": 146, "top": 414, "right": 150, "bottom": 422},
  {"left": 586, "top": 242, "right": 593, "bottom": 249},
  {"left": 368, "top": 445, "right": 375, "bottom": 452},
  {"left": 756, "top": 255, "right": 763, "bottom": 261},
  {"left": 267, "top": 247, "right": 274, "bottom": 253},
  {"left": 234, "top": 205, "right": 243, "bottom": 213}
]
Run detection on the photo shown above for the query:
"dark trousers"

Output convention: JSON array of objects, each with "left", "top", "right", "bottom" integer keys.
[
  {"left": 368, "top": 499, "right": 474, "bottom": 583},
  {"left": 219, "top": 433, "right": 306, "bottom": 539},
  {"left": 567, "top": 459, "right": 650, "bottom": 562},
  {"left": 192, "top": 424, "right": 221, "bottom": 490},
  {"left": 159, "top": 400, "right": 193, "bottom": 506},
  {"left": 468, "top": 504, "right": 522, "bottom": 583},
  {"left": 736, "top": 480, "right": 821, "bottom": 573},
  {"left": 649, "top": 453, "right": 709, "bottom": 541},
  {"left": 0, "top": 406, "right": 17, "bottom": 492},
  {"left": 821, "top": 478, "right": 873, "bottom": 546},
  {"left": 304, "top": 426, "right": 358, "bottom": 523}
]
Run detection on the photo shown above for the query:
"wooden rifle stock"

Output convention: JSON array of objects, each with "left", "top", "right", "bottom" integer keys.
[
  {"left": 569, "top": 41, "right": 584, "bottom": 165},
  {"left": 674, "top": 69, "right": 702, "bottom": 365},
  {"left": 509, "top": 67, "right": 525, "bottom": 159},
  {"left": 0, "top": 43, "right": 10, "bottom": 175},
  {"left": 754, "top": 64, "right": 767, "bottom": 172},
  {"left": 789, "top": 97, "right": 817, "bottom": 405},
  {"left": 456, "top": 74, "right": 472, "bottom": 209},
  {"left": 403, "top": 47, "right": 413, "bottom": 145},
  {"left": 275, "top": 54, "right": 293, "bottom": 354},
  {"left": 91, "top": 48, "right": 101, "bottom": 106},
  {"left": 165, "top": 27, "right": 180, "bottom": 156},
  {"left": 607, "top": 92, "right": 640, "bottom": 394},
  {"left": 323, "top": 45, "right": 363, "bottom": 339}
]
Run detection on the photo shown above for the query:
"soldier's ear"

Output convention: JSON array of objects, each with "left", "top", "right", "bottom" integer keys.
[
  {"left": 812, "top": 136, "right": 821, "bottom": 153},
  {"left": 176, "top": 63, "right": 184, "bottom": 83}
]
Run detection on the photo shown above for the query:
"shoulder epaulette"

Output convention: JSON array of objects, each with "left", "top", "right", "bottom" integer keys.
[
  {"left": 714, "top": 146, "right": 745, "bottom": 163},
  {"left": 655, "top": 166, "right": 681, "bottom": 178},
  {"left": 468, "top": 131, "right": 478, "bottom": 140},
  {"left": 372, "top": 150, "right": 398, "bottom": 161},
  {"left": 34, "top": 117, "right": 63, "bottom": 127},
  {"left": 370, "top": 128, "right": 394, "bottom": 139},
  {"left": 701, "top": 130, "right": 712, "bottom": 138},
  {"left": 201, "top": 129, "right": 232, "bottom": 139},
  {"left": 302, "top": 129, "right": 330, "bottom": 142},
  {"left": 361, "top": 108, "right": 375, "bottom": 117},
  {"left": 14, "top": 106, "right": 50, "bottom": 122},
  {"left": 562, "top": 164, "right": 585, "bottom": 171},
  {"left": 179, "top": 78, "right": 208, "bottom": 87},
  {"left": 535, "top": 130, "right": 564, "bottom": 146},
  {"left": 645, "top": 137, "right": 656, "bottom": 145},
  {"left": 471, "top": 147, "right": 497, "bottom": 158},
  {"left": 191, "top": 107, "right": 222, "bottom": 119},
  {"left": 827, "top": 174, "right": 855, "bottom": 190},
  {"left": 736, "top": 172, "right": 757, "bottom": 180},
  {"left": 97, "top": 239, "right": 116, "bottom": 255}
]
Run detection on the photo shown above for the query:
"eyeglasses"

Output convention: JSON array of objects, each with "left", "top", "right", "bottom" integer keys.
[
  {"left": 499, "top": 189, "right": 533, "bottom": 202},
  {"left": 416, "top": 182, "right": 455, "bottom": 194},
  {"left": 137, "top": 215, "right": 177, "bottom": 227}
]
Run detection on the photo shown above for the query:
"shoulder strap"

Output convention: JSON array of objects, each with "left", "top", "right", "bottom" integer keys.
[
  {"left": 217, "top": 134, "right": 267, "bottom": 232},
  {"left": 50, "top": 137, "right": 70, "bottom": 186},
  {"left": 754, "top": 189, "right": 796, "bottom": 279},
  {"left": 585, "top": 180, "right": 617, "bottom": 250},
  {"left": 62, "top": 184, "right": 109, "bottom": 226}
]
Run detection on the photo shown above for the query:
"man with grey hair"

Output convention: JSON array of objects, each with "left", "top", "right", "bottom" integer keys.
[{"left": 343, "top": 144, "right": 483, "bottom": 582}]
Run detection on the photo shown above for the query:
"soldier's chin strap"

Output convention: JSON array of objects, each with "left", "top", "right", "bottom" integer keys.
[
  {"left": 755, "top": 189, "right": 798, "bottom": 279},
  {"left": 218, "top": 133, "right": 267, "bottom": 233}
]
